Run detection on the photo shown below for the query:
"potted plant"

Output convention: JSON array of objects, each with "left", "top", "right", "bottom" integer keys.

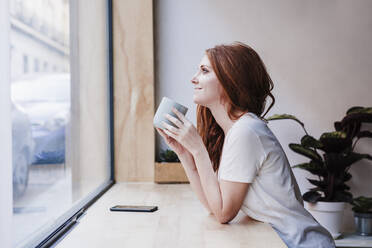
[
  {"left": 159, "top": 149, "right": 180, "bottom": 162},
  {"left": 351, "top": 196, "right": 372, "bottom": 236},
  {"left": 266, "top": 106, "right": 372, "bottom": 238},
  {"left": 155, "top": 149, "right": 189, "bottom": 183}
]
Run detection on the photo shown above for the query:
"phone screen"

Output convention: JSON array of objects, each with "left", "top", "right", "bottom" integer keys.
[{"left": 110, "top": 205, "right": 158, "bottom": 212}]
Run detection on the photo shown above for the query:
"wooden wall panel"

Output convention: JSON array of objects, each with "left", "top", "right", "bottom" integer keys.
[{"left": 113, "top": 0, "right": 155, "bottom": 182}]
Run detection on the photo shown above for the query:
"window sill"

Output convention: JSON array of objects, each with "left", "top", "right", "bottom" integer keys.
[
  {"left": 53, "top": 182, "right": 286, "bottom": 247},
  {"left": 335, "top": 232, "right": 372, "bottom": 247}
]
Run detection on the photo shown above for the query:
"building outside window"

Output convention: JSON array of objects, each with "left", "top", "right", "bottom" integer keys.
[
  {"left": 43, "top": 61, "right": 48, "bottom": 72},
  {"left": 33, "top": 58, "right": 39, "bottom": 72},
  {"left": 22, "top": 55, "right": 27, "bottom": 73},
  {"left": 1, "top": 0, "right": 114, "bottom": 247}
]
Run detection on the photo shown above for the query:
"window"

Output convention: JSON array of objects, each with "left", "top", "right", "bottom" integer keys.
[
  {"left": 23, "top": 55, "right": 28, "bottom": 73},
  {"left": 34, "top": 58, "right": 39, "bottom": 72},
  {"left": 3, "top": 0, "right": 114, "bottom": 247},
  {"left": 43, "top": 61, "right": 48, "bottom": 72}
]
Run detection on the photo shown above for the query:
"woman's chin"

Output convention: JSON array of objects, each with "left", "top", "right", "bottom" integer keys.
[
  {"left": 193, "top": 99, "right": 207, "bottom": 108},
  {"left": 193, "top": 97, "right": 202, "bottom": 105}
]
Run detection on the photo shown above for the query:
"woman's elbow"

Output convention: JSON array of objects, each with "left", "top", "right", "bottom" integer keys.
[
  {"left": 218, "top": 218, "right": 231, "bottom": 224},
  {"left": 217, "top": 214, "right": 233, "bottom": 224},
  {"left": 219, "top": 220, "right": 230, "bottom": 224}
]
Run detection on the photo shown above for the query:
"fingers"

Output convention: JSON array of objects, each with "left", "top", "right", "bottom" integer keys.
[
  {"left": 172, "top": 107, "right": 188, "bottom": 123},
  {"left": 164, "top": 113, "right": 183, "bottom": 128},
  {"left": 156, "top": 127, "right": 167, "bottom": 138},
  {"left": 156, "top": 127, "right": 173, "bottom": 145},
  {"left": 161, "top": 121, "right": 180, "bottom": 135},
  {"left": 162, "top": 127, "right": 177, "bottom": 140}
]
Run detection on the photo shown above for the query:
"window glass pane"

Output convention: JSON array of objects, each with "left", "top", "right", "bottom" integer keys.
[{"left": 9, "top": 0, "right": 111, "bottom": 246}]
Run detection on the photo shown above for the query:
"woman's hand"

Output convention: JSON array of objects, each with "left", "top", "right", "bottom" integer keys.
[
  {"left": 160, "top": 107, "right": 204, "bottom": 157},
  {"left": 156, "top": 127, "right": 190, "bottom": 157}
]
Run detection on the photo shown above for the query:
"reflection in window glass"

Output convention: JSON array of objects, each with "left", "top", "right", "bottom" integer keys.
[
  {"left": 10, "top": 0, "right": 71, "bottom": 246},
  {"left": 9, "top": 0, "right": 111, "bottom": 246}
]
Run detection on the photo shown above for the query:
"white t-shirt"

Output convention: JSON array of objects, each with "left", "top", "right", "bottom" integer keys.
[{"left": 217, "top": 112, "right": 335, "bottom": 248}]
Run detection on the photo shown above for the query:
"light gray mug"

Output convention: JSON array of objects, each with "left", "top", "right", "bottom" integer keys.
[{"left": 153, "top": 97, "right": 188, "bottom": 129}]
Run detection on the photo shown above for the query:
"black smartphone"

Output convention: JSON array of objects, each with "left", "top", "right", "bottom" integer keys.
[{"left": 109, "top": 205, "right": 158, "bottom": 212}]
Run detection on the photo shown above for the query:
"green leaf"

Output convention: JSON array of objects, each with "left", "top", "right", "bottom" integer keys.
[
  {"left": 301, "top": 135, "right": 324, "bottom": 149},
  {"left": 347, "top": 152, "right": 372, "bottom": 163},
  {"left": 320, "top": 131, "right": 347, "bottom": 139},
  {"left": 347, "top": 106, "right": 372, "bottom": 115},
  {"left": 336, "top": 183, "right": 350, "bottom": 191},
  {"left": 266, "top": 114, "right": 305, "bottom": 127},
  {"left": 324, "top": 152, "right": 372, "bottom": 172},
  {"left": 356, "top": 131, "right": 372, "bottom": 139},
  {"left": 352, "top": 196, "right": 372, "bottom": 213},
  {"left": 319, "top": 131, "right": 352, "bottom": 153},
  {"left": 344, "top": 172, "right": 352, "bottom": 182},
  {"left": 292, "top": 161, "right": 326, "bottom": 176},
  {"left": 337, "top": 108, "right": 372, "bottom": 137},
  {"left": 303, "top": 191, "right": 322, "bottom": 203},
  {"left": 334, "top": 121, "right": 343, "bottom": 131},
  {"left": 334, "top": 106, "right": 372, "bottom": 138},
  {"left": 289, "top": 143, "right": 322, "bottom": 162},
  {"left": 346, "top": 106, "right": 365, "bottom": 115},
  {"left": 309, "top": 187, "right": 323, "bottom": 192},
  {"left": 159, "top": 149, "right": 180, "bottom": 162},
  {"left": 307, "top": 178, "right": 327, "bottom": 189},
  {"left": 333, "top": 191, "right": 353, "bottom": 203},
  {"left": 340, "top": 113, "right": 372, "bottom": 129}
]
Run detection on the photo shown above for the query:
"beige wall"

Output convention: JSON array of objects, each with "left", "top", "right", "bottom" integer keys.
[
  {"left": 154, "top": 0, "right": 372, "bottom": 232},
  {"left": 113, "top": 0, "right": 155, "bottom": 182}
]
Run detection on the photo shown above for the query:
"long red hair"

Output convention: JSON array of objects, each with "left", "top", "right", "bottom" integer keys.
[{"left": 196, "top": 42, "right": 275, "bottom": 172}]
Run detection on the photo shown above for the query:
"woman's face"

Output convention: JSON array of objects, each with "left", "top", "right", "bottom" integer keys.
[{"left": 191, "top": 54, "right": 225, "bottom": 107}]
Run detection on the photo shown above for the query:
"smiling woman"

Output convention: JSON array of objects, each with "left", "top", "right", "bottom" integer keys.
[{"left": 157, "top": 41, "right": 336, "bottom": 248}]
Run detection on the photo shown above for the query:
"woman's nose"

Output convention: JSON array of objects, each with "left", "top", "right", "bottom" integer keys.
[{"left": 191, "top": 74, "right": 198, "bottom": 85}]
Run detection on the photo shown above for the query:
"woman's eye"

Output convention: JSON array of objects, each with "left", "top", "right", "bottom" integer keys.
[{"left": 201, "top": 68, "right": 208, "bottom": 73}]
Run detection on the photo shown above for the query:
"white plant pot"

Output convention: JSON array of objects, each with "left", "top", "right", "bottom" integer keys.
[{"left": 304, "top": 201, "right": 346, "bottom": 239}]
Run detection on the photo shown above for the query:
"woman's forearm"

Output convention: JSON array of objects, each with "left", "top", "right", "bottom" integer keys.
[
  {"left": 191, "top": 146, "right": 224, "bottom": 220},
  {"left": 179, "top": 153, "right": 213, "bottom": 214}
]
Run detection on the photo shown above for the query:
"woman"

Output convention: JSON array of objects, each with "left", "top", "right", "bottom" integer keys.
[{"left": 156, "top": 41, "right": 335, "bottom": 248}]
